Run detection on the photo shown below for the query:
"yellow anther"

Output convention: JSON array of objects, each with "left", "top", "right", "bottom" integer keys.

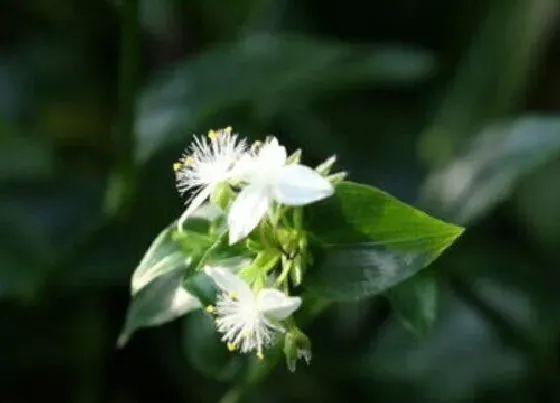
[
  {"left": 224, "top": 126, "right": 232, "bottom": 134},
  {"left": 228, "top": 292, "right": 238, "bottom": 301},
  {"left": 183, "top": 156, "right": 194, "bottom": 166},
  {"left": 251, "top": 140, "right": 262, "bottom": 152},
  {"left": 208, "top": 129, "right": 218, "bottom": 139},
  {"left": 173, "top": 162, "right": 182, "bottom": 171},
  {"left": 206, "top": 305, "right": 215, "bottom": 314},
  {"left": 227, "top": 342, "right": 238, "bottom": 352},
  {"left": 256, "top": 351, "right": 264, "bottom": 360}
]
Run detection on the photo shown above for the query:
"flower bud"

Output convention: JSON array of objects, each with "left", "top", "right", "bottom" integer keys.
[
  {"left": 290, "top": 254, "right": 303, "bottom": 286},
  {"left": 209, "top": 182, "right": 234, "bottom": 211},
  {"left": 326, "top": 171, "right": 347, "bottom": 184},
  {"left": 277, "top": 228, "right": 299, "bottom": 255},
  {"left": 286, "top": 148, "right": 302, "bottom": 164},
  {"left": 315, "top": 155, "right": 336, "bottom": 175},
  {"left": 283, "top": 327, "right": 312, "bottom": 372}
]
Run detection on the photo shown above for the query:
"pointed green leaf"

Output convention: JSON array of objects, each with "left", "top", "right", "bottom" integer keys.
[
  {"left": 119, "top": 205, "right": 222, "bottom": 346},
  {"left": 183, "top": 273, "right": 217, "bottom": 308},
  {"left": 130, "top": 211, "right": 216, "bottom": 295},
  {"left": 118, "top": 268, "right": 201, "bottom": 348},
  {"left": 306, "top": 181, "right": 463, "bottom": 301}
]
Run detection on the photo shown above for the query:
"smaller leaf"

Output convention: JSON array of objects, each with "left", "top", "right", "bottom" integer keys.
[
  {"left": 192, "top": 230, "right": 251, "bottom": 272},
  {"left": 183, "top": 273, "right": 217, "bottom": 307},
  {"left": 387, "top": 272, "right": 439, "bottom": 335},
  {"left": 118, "top": 269, "right": 201, "bottom": 348},
  {"left": 192, "top": 230, "right": 228, "bottom": 271},
  {"left": 130, "top": 213, "right": 215, "bottom": 295}
]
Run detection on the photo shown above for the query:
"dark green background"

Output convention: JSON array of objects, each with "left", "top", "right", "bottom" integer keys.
[{"left": 1, "top": 1, "right": 560, "bottom": 402}]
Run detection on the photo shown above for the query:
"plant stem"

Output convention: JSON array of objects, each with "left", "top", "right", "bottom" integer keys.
[
  {"left": 105, "top": 0, "right": 140, "bottom": 217},
  {"left": 293, "top": 207, "right": 303, "bottom": 231}
]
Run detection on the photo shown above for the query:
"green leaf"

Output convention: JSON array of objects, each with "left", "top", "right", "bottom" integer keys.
[
  {"left": 183, "top": 273, "right": 217, "bottom": 307},
  {"left": 308, "top": 181, "right": 463, "bottom": 248},
  {"left": 191, "top": 230, "right": 229, "bottom": 272},
  {"left": 306, "top": 181, "right": 463, "bottom": 301},
  {"left": 117, "top": 269, "right": 201, "bottom": 348},
  {"left": 238, "top": 249, "right": 281, "bottom": 285},
  {"left": 421, "top": 116, "right": 560, "bottom": 225},
  {"left": 119, "top": 205, "right": 226, "bottom": 346},
  {"left": 136, "top": 34, "right": 435, "bottom": 161},
  {"left": 387, "top": 272, "right": 439, "bottom": 336},
  {"left": 130, "top": 215, "right": 215, "bottom": 295}
]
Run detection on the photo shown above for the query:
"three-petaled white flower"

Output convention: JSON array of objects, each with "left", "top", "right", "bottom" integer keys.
[
  {"left": 227, "top": 137, "right": 334, "bottom": 244},
  {"left": 205, "top": 265, "right": 301, "bottom": 359},
  {"left": 175, "top": 127, "right": 246, "bottom": 230}
]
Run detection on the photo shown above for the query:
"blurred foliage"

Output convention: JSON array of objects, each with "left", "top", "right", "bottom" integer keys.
[{"left": 1, "top": 0, "right": 560, "bottom": 402}]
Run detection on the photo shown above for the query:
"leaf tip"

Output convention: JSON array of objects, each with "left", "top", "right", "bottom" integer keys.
[{"left": 116, "top": 332, "right": 130, "bottom": 349}]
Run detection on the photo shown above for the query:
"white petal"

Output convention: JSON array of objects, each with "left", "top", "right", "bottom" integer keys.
[
  {"left": 204, "top": 265, "right": 252, "bottom": 299},
  {"left": 228, "top": 154, "right": 256, "bottom": 183},
  {"left": 257, "top": 288, "right": 302, "bottom": 320},
  {"left": 258, "top": 137, "right": 287, "bottom": 168},
  {"left": 177, "top": 185, "right": 213, "bottom": 231},
  {"left": 272, "top": 164, "right": 334, "bottom": 205},
  {"left": 227, "top": 184, "right": 270, "bottom": 245}
]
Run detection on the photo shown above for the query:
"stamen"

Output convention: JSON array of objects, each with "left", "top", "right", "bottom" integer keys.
[
  {"left": 251, "top": 140, "right": 262, "bottom": 153},
  {"left": 208, "top": 129, "right": 218, "bottom": 139},
  {"left": 206, "top": 305, "right": 215, "bottom": 314},
  {"left": 227, "top": 342, "right": 238, "bottom": 352},
  {"left": 224, "top": 126, "right": 232, "bottom": 134},
  {"left": 228, "top": 292, "right": 238, "bottom": 301},
  {"left": 183, "top": 156, "right": 194, "bottom": 166},
  {"left": 173, "top": 162, "right": 182, "bottom": 171},
  {"left": 256, "top": 351, "right": 264, "bottom": 360}
]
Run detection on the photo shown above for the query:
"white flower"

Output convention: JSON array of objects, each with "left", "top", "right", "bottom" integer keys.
[
  {"left": 175, "top": 127, "right": 247, "bottom": 230},
  {"left": 227, "top": 137, "right": 334, "bottom": 244},
  {"left": 204, "top": 265, "right": 301, "bottom": 359}
]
